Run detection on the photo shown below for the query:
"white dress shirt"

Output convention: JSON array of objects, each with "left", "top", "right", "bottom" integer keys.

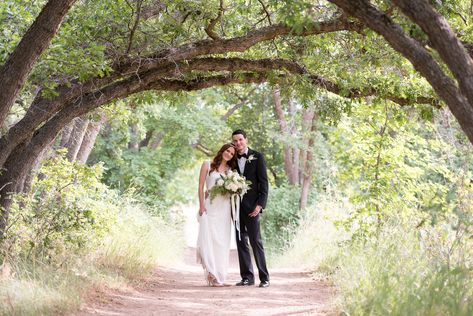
[{"left": 237, "top": 147, "right": 249, "bottom": 174}]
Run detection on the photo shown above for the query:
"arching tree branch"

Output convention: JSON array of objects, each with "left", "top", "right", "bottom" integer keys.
[
  {"left": 393, "top": 0, "right": 473, "bottom": 110},
  {"left": 14, "top": 15, "right": 360, "bottom": 146},
  {"left": 328, "top": 0, "right": 473, "bottom": 144},
  {"left": 0, "top": 55, "right": 438, "bottom": 168}
]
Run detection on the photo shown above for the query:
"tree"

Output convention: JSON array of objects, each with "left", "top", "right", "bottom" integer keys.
[
  {"left": 0, "top": 0, "right": 460, "bottom": 237},
  {"left": 0, "top": 0, "right": 77, "bottom": 125},
  {"left": 327, "top": 0, "right": 473, "bottom": 143}
]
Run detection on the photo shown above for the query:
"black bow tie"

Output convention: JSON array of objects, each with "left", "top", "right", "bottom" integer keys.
[{"left": 237, "top": 153, "right": 248, "bottom": 159}]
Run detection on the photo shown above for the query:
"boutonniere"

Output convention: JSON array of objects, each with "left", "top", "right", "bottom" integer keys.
[{"left": 247, "top": 154, "right": 257, "bottom": 163}]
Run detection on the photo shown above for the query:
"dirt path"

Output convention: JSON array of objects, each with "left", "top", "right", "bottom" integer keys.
[{"left": 77, "top": 248, "right": 334, "bottom": 316}]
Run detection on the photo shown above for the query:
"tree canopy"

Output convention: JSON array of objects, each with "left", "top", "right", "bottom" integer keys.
[{"left": 1, "top": 0, "right": 473, "bottom": 233}]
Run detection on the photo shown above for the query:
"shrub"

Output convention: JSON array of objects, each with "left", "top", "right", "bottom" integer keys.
[
  {"left": 3, "top": 154, "right": 117, "bottom": 264},
  {"left": 334, "top": 222, "right": 473, "bottom": 316},
  {"left": 261, "top": 185, "right": 301, "bottom": 255}
]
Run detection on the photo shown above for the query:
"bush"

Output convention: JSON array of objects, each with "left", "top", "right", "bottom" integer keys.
[
  {"left": 0, "top": 154, "right": 185, "bottom": 315},
  {"left": 0, "top": 198, "right": 185, "bottom": 316},
  {"left": 261, "top": 185, "right": 301, "bottom": 256},
  {"left": 278, "top": 185, "right": 473, "bottom": 316},
  {"left": 334, "top": 222, "right": 473, "bottom": 316},
  {"left": 3, "top": 154, "right": 117, "bottom": 264}
]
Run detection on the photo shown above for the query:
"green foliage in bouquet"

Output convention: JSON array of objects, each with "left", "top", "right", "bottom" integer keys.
[{"left": 208, "top": 170, "right": 251, "bottom": 202}]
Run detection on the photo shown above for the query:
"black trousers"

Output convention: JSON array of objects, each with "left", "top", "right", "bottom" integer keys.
[{"left": 236, "top": 213, "right": 269, "bottom": 282}]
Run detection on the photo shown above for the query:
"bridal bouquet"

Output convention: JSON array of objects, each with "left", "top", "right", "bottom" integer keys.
[{"left": 209, "top": 170, "right": 251, "bottom": 201}]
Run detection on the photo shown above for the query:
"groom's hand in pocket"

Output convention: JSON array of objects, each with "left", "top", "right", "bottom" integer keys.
[{"left": 249, "top": 205, "right": 262, "bottom": 217}]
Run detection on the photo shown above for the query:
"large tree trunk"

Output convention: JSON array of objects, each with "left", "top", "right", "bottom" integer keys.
[
  {"left": 0, "top": 109, "right": 84, "bottom": 237},
  {"left": 0, "top": 0, "right": 77, "bottom": 126},
  {"left": 59, "top": 121, "right": 74, "bottom": 148},
  {"left": 76, "top": 117, "right": 105, "bottom": 163},
  {"left": 299, "top": 107, "right": 315, "bottom": 184},
  {"left": 64, "top": 116, "right": 89, "bottom": 162},
  {"left": 0, "top": 143, "right": 29, "bottom": 238},
  {"left": 300, "top": 113, "right": 318, "bottom": 211},
  {"left": 272, "top": 86, "right": 295, "bottom": 184},
  {"left": 288, "top": 97, "right": 300, "bottom": 185}
]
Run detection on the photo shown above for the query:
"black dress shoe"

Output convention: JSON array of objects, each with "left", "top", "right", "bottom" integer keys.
[
  {"left": 259, "top": 281, "right": 270, "bottom": 288},
  {"left": 235, "top": 279, "right": 254, "bottom": 286}
]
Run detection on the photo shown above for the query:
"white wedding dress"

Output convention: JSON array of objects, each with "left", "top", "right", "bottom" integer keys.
[{"left": 196, "top": 162, "right": 232, "bottom": 284}]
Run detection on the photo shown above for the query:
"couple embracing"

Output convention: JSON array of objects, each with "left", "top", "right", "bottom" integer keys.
[{"left": 196, "top": 129, "right": 270, "bottom": 288}]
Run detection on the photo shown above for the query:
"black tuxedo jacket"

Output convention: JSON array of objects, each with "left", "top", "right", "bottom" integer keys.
[{"left": 237, "top": 148, "right": 269, "bottom": 214}]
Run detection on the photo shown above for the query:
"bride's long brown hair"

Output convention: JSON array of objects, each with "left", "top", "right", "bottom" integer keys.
[{"left": 210, "top": 143, "right": 237, "bottom": 172}]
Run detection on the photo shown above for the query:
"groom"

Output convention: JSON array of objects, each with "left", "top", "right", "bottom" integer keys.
[{"left": 232, "top": 129, "right": 270, "bottom": 288}]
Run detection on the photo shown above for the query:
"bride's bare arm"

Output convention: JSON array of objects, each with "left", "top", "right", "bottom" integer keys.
[{"left": 198, "top": 161, "right": 209, "bottom": 216}]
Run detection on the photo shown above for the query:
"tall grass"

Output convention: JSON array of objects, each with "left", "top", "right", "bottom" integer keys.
[
  {"left": 0, "top": 155, "right": 185, "bottom": 315},
  {"left": 0, "top": 199, "right": 184, "bottom": 316},
  {"left": 334, "top": 223, "right": 473, "bottom": 316},
  {"left": 97, "top": 201, "right": 185, "bottom": 278},
  {"left": 275, "top": 193, "right": 351, "bottom": 273},
  {"left": 0, "top": 261, "right": 83, "bottom": 316},
  {"left": 278, "top": 195, "right": 473, "bottom": 315}
]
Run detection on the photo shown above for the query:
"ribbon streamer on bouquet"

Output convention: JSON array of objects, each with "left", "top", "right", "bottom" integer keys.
[{"left": 230, "top": 194, "right": 241, "bottom": 241}]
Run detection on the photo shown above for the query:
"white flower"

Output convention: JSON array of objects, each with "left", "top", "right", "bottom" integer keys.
[
  {"left": 209, "top": 170, "right": 251, "bottom": 200},
  {"left": 247, "top": 154, "right": 257, "bottom": 163}
]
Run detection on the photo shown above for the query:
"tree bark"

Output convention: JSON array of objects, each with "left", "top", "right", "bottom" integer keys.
[
  {"left": 64, "top": 116, "right": 89, "bottom": 162},
  {"left": 76, "top": 117, "right": 105, "bottom": 164},
  {"left": 299, "top": 107, "right": 315, "bottom": 184},
  {"left": 0, "top": 0, "right": 76, "bottom": 125},
  {"left": 393, "top": 0, "right": 473, "bottom": 110},
  {"left": 300, "top": 113, "right": 318, "bottom": 211},
  {"left": 328, "top": 0, "right": 473, "bottom": 144},
  {"left": 288, "top": 97, "right": 300, "bottom": 185},
  {"left": 0, "top": 56, "right": 438, "bottom": 169},
  {"left": 59, "top": 121, "right": 74, "bottom": 148},
  {"left": 272, "top": 86, "right": 295, "bottom": 184}
]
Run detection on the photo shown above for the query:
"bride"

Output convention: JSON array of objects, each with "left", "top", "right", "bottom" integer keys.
[{"left": 196, "top": 143, "right": 237, "bottom": 287}]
